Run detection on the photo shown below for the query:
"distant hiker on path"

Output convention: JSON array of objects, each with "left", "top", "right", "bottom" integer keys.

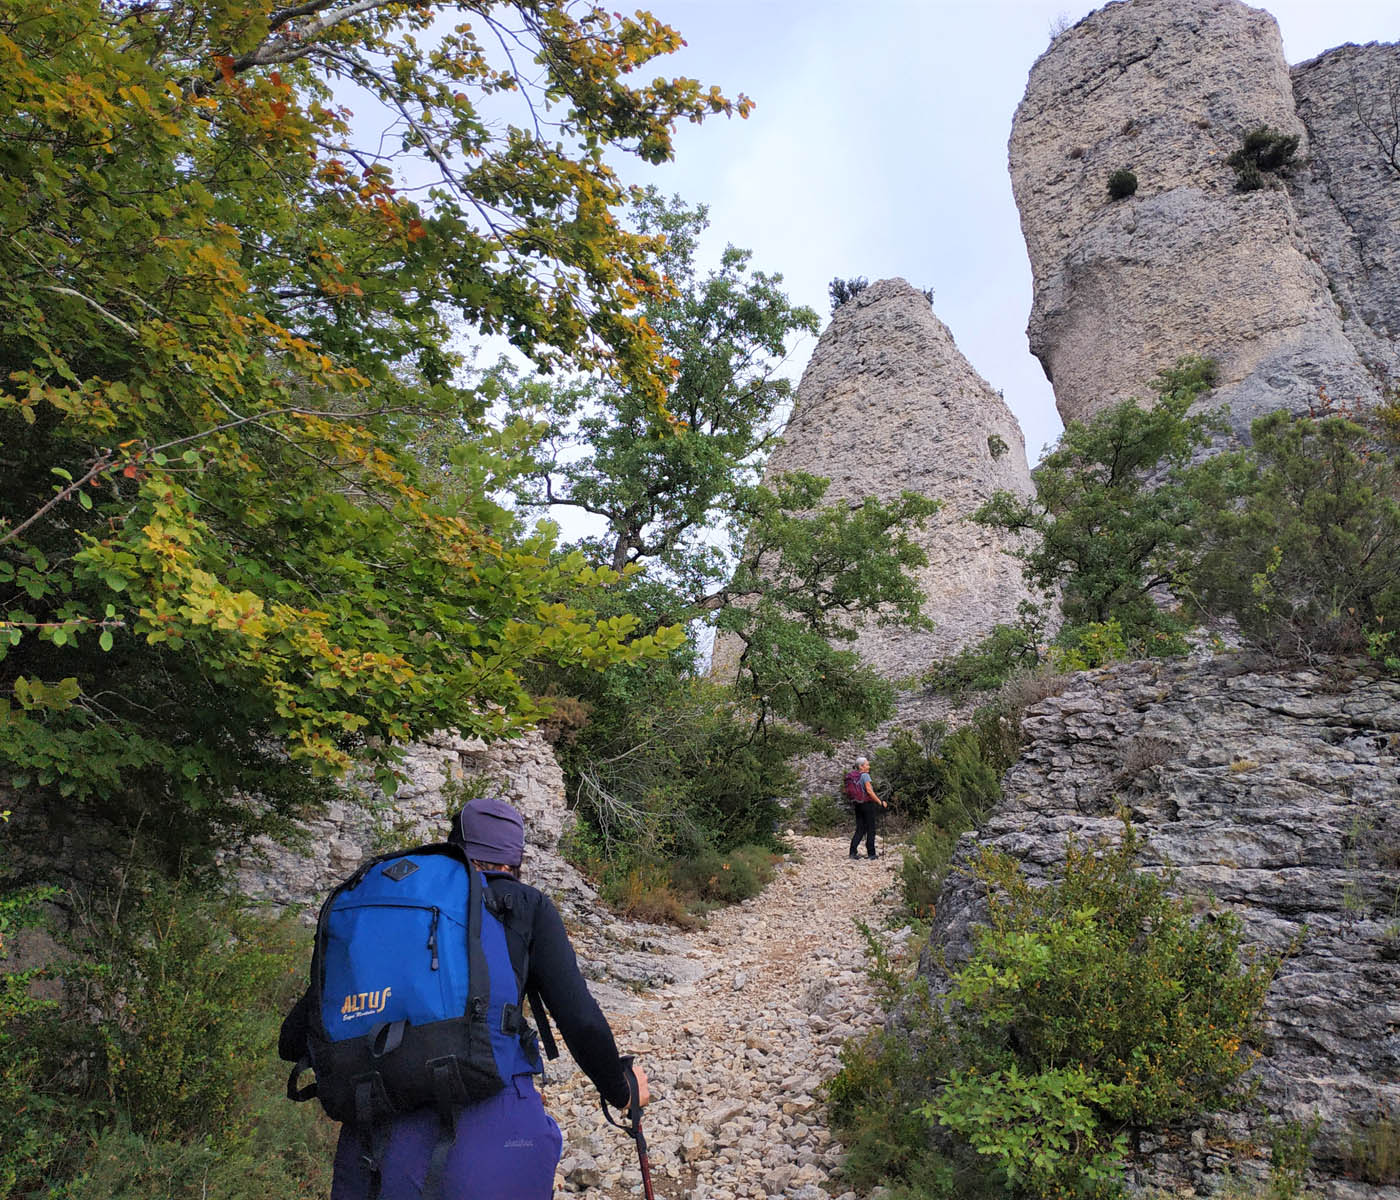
[
  {"left": 846, "top": 756, "right": 887, "bottom": 859},
  {"left": 279, "top": 797, "right": 649, "bottom": 1200}
]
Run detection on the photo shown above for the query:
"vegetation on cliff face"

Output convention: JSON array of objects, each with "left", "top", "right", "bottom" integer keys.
[
  {"left": 928, "top": 361, "right": 1400, "bottom": 697},
  {"left": 830, "top": 825, "right": 1279, "bottom": 1200}
]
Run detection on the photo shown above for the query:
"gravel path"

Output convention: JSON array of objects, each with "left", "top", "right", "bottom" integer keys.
[{"left": 544, "top": 834, "right": 907, "bottom": 1200}]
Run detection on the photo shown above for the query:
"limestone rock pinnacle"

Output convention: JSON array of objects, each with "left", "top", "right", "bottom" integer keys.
[
  {"left": 1010, "top": 0, "right": 1391, "bottom": 435},
  {"left": 712, "top": 278, "right": 1036, "bottom": 683}
]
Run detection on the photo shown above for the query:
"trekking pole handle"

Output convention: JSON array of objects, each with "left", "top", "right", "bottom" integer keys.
[{"left": 600, "top": 1056, "right": 647, "bottom": 1137}]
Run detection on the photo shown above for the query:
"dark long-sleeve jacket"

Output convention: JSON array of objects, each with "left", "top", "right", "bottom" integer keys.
[{"left": 278, "top": 872, "right": 631, "bottom": 1110}]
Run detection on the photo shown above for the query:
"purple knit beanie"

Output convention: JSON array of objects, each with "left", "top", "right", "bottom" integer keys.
[{"left": 449, "top": 796, "right": 525, "bottom": 866}]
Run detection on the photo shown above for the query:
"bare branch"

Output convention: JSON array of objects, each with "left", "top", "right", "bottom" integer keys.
[{"left": 229, "top": 0, "right": 394, "bottom": 74}]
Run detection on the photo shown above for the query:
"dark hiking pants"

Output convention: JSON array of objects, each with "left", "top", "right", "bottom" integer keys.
[
  {"left": 331, "top": 1073, "right": 561, "bottom": 1200},
  {"left": 850, "top": 802, "right": 878, "bottom": 857}
]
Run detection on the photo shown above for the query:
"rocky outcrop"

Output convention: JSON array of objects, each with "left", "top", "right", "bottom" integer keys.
[
  {"left": 228, "top": 731, "right": 699, "bottom": 1007},
  {"left": 921, "top": 652, "right": 1400, "bottom": 1197},
  {"left": 1010, "top": 0, "right": 1390, "bottom": 435},
  {"left": 1291, "top": 42, "right": 1400, "bottom": 390},
  {"left": 712, "top": 278, "right": 1036, "bottom": 685},
  {"left": 229, "top": 729, "right": 574, "bottom": 910}
]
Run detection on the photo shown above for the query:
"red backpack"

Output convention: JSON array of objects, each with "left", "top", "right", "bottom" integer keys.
[{"left": 843, "top": 768, "right": 865, "bottom": 806}]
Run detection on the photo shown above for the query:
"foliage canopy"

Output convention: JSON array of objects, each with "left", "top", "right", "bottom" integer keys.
[{"left": 0, "top": 0, "right": 750, "bottom": 850}]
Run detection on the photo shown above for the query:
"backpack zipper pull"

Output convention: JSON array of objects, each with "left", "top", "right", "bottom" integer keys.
[{"left": 428, "top": 907, "right": 440, "bottom": 971}]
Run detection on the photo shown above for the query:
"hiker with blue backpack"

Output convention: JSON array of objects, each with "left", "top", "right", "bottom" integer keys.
[
  {"left": 845, "top": 755, "right": 887, "bottom": 859},
  {"left": 279, "top": 796, "right": 649, "bottom": 1200}
]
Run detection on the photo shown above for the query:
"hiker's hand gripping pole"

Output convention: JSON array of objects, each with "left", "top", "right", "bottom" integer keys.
[{"left": 601, "top": 1057, "right": 655, "bottom": 1200}]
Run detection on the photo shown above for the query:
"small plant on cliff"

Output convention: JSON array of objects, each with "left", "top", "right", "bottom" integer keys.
[
  {"left": 829, "top": 275, "right": 869, "bottom": 312},
  {"left": 1107, "top": 167, "right": 1139, "bottom": 199},
  {"left": 1228, "top": 125, "right": 1300, "bottom": 191}
]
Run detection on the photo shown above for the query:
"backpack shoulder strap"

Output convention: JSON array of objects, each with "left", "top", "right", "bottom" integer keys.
[{"left": 484, "top": 877, "right": 559, "bottom": 1061}]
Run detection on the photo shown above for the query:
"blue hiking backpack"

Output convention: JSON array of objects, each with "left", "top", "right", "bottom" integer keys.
[{"left": 287, "top": 842, "right": 543, "bottom": 1192}]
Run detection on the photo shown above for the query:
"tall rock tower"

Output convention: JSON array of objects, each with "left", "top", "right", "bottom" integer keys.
[
  {"left": 1291, "top": 42, "right": 1400, "bottom": 389},
  {"left": 1009, "top": 0, "right": 1393, "bottom": 435},
  {"left": 711, "top": 279, "right": 1035, "bottom": 684}
]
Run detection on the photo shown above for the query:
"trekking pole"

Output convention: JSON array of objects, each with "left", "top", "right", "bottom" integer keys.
[{"left": 601, "top": 1058, "right": 655, "bottom": 1200}]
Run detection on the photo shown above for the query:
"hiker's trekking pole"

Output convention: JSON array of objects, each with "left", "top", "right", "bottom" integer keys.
[{"left": 601, "top": 1057, "right": 655, "bottom": 1200}]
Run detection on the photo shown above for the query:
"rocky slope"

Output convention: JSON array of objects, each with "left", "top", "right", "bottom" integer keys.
[
  {"left": 711, "top": 278, "right": 1036, "bottom": 686},
  {"left": 543, "top": 835, "right": 905, "bottom": 1200},
  {"left": 1010, "top": 0, "right": 1391, "bottom": 435},
  {"left": 921, "top": 651, "right": 1400, "bottom": 1197}
]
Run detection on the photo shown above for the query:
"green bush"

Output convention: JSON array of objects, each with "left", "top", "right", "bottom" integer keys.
[
  {"left": 924, "top": 612, "right": 1045, "bottom": 697},
  {"left": 891, "top": 702, "right": 1022, "bottom": 917},
  {"left": 931, "top": 1064, "right": 1127, "bottom": 1198},
  {"left": 0, "top": 885, "right": 69, "bottom": 1194},
  {"left": 1050, "top": 617, "right": 1135, "bottom": 671},
  {"left": 0, "top": 876, "right": 331, "bottom": 1197},
  {"left": 831, "top": 823, "right": 1278, "bottom": 1199},
  {"left": 1187, "top": 408, "right": 1400, "bottom": 662},
  {"left": 874, "top": 721, "right": 949, "bottom": 816},
  {"left": 55, "top": 1067, "right": 336, "bottom": 1200},
  {"left": 899, "top": 821, "right": 960, "bottom": 919},
  {"left": 948, "top": 826, "right": 1277, "bottom": 1131},
  {"left": 74, "top": 881, "right": 307, "bottom": 1139},
  {"left": 803, "top": 789, "right": 847, "bottom": 835},
  {"left": 827, "top": 989, "right": 981, "bottom": 1200},
  {"left": 592, "top": 841, "right": 778, "bottom": 925},
  {"left": 1107, "top": 168, "right": 1138, "bottom": 199},
  {"left": 669, "top": 843, "right": 776, "bottom": 906},
  {"left": 1229, "top": 125, "right": 1300, "bottom": 191},
  {"left": 975, "top": 356, "right": 1220, "bottom": 659}
]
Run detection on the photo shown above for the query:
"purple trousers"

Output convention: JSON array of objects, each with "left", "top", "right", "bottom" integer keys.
[{"left": 331, "top": 1074, "right": 563, "bottom": 1200}]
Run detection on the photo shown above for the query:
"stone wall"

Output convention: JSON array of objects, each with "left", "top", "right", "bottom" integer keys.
[
  {"left": 1010, "top": 0, "right": 1390, "bottom": 436},
  {"left": 920, "top": 652, "right": 1400, "bottom": 1196},
  {"left": 712, "top": 278, "right": 1036, "bottom": 686}
]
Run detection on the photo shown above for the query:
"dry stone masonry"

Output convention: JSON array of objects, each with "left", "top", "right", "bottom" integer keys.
[
  {"left": 1010, "top": 0, "right": 1395, "bottom": 436},
  {"left": 921, "top": 651, "right": 1400, "bottom": 1198},
  {"left": 712, "top": 278, "right": 1036, "bottom": 686}
]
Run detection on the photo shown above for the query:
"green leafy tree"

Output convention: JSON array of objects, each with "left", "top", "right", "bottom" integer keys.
[
  {"left": 494, "top": 195, "right": 936, "bottom": 857},
  {"left": 0, "top": 1, "right": 743, "bottom": 853},
  {"left": 975, "top": 357, "right": 1221, "bottom": 657},
  {"left": 1186, "top": 405, "right": 1400, "bottom": 661},
  {"left": 504, "top": 188, "right": 820, "bottom": 588}
]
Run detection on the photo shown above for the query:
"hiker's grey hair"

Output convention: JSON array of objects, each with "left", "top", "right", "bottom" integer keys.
[{"left": 857, "top": 756, "right": 870, "bottom": 768}]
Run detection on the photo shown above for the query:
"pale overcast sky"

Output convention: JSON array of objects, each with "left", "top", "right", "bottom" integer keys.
[{"left": 602, "top": 0, "right": 1398, "bottom": 463}]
